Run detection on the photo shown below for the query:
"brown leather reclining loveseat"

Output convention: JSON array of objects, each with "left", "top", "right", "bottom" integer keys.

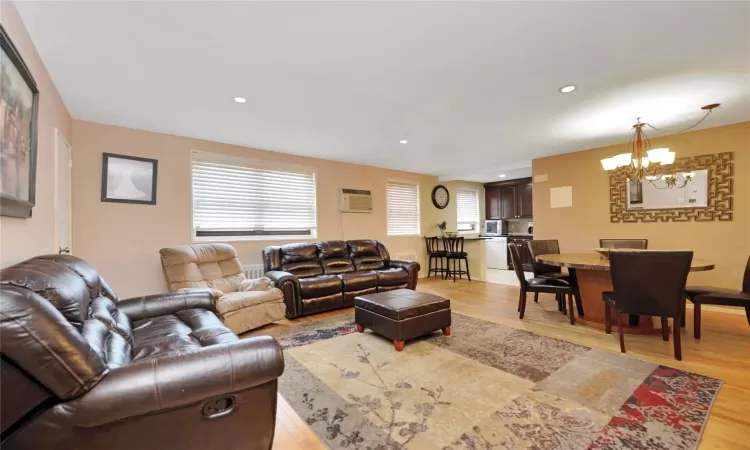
[
  {"left": 0, "top": 254, "right": 284, "bottom": 450},
  {"left": 263, "top": 240, "right": 420, "bottom": 319}
]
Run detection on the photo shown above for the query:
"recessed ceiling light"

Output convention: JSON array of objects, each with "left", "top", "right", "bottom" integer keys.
[
  {"left": 233, "top": 97, "right": 247, "bottom": 103},
  {"left": 400, "top": 140, "right": 408, "bottom": 144},
  {"left": 498, "top": 174, "right": 506, "bottom": 178},
  {"left": 559, "top": 85, "right": 576, "bottom": 93}
]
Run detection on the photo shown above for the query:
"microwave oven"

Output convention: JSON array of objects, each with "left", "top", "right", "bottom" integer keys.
[{"left": 484, "top": 220, "right": 505, "bottom": 236}]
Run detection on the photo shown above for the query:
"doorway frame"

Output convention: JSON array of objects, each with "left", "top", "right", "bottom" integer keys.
[{"left": 53, "top": 128, "right": 73, "bottom": 254}]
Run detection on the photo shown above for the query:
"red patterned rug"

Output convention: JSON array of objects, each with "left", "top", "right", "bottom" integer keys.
[{"left": 257, "top": 313, "right": 722, "bottom": 450}]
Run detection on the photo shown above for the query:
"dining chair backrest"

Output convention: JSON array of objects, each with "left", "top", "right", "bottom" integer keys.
[
  {"left": 609, "top": 250, "right": 693, "bottom": 318},
  {"left": 526, "top": 240, "right": 562, "bottom": 276},
  {"left": 508, "top": 243, "right": 527, "bottom": 289},
  {"left": 425, "top": 236, "right": 441, "bottom": 255},
  {"left": 743, "top": 255, "right": 750, "bottom": 293},
  {"left": 443, "top": 236, "right": 465, "bottom": 255},
  {"left": 599, "top": 239, "right": 648, "bottom": 249}
]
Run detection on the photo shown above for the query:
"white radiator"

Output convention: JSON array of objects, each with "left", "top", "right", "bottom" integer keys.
[
  {"left": 393, "top": 252, "right": 418, "bottom": 262},
  {"left": 242, "top": 264, "right": 265, "bottom": 279}
]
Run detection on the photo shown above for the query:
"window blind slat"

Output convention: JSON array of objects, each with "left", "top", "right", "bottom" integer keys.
[
  {"left": 191, "top": 153, "right": 317, "bottom": 237},
  {"left": 456, "top": 189, "right": 479, "bottom": 232},
  {"left": 387, "top": 182, "right": 420, "bottom": 236}
]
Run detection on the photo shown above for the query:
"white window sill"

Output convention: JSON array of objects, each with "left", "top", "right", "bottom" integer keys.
[
  {"left": 193, "top": 235, "right": 317, "bottom": 244},
  {"left": 387, "top": 234, "right": 422, "bottom": 238}
]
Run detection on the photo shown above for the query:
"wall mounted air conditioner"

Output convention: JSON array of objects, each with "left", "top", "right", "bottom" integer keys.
[{"left": 340, "top": 188, "right": 372, "bottom": 213}]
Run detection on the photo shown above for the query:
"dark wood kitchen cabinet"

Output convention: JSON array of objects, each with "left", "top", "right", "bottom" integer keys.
[
  {"left": 499, "top": 186, "right": 516, "bottom": 219},
  {"left": 485, "top": 186, "right": 501, "bottom": 219},
  {"left": 516, "top": 182, "right": 533, "bottom": 218},
  {"left": 484, "top": 178, "right": 533, "bottom": 220}
]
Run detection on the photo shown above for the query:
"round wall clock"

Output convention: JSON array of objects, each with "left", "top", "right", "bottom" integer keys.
[{"left": 431, "top": 185, "right": 450, "bottom": 209}]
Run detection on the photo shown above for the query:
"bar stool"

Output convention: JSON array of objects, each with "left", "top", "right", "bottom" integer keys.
[
  {"left": 442, "top": 236, "right": 470, "bottom": 282},
  {"left": 424, "top": 236, "right": 447, "bottom": 278}
]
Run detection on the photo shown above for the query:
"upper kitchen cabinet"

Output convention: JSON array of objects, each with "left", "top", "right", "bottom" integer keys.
[
  {"left": 485, "top": 186, "right": 501, "bottom": 219},
  {"left": 484, "top": 178, "right": 533, "bottom": 219},
  {"left": 516, "top": 182, "right": 533, "bottom": 218},
  {"left": 499, "top": 185, "right": 516, "bottom": 219}
]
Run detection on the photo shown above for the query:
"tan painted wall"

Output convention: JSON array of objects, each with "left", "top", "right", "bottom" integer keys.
[
  {"left": 532, "top": 121, "right": 750, "bottom": 289},
  {"left": 428, "top": 180, "right": 486, "bottom": 235},
  {"left": 0, "top": 2, "right": 73, "bottom": 267},
  {"left": 72, "top": 120, "right": 446, "bottom": 297},
  {"left": 426, "top": 181, "right": 487, "bottom": 279}
]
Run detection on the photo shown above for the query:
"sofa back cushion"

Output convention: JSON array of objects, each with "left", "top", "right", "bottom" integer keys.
[
  {"left": 279, "top": 243, "right": 323, "bottom": 278},
  {"left": 160, "top": 244, "right": 244, "bottom": 293},
  {"left": 348, "top": 240, "right": 385, "bottom": 271},
  {"left": 1, "top": 259, "right": 91, "bottom": 330},
  {"left": 317, "top": 241, "right": 355, "bottom": 274},
  {"left": 0, "top": 285, "right": 108, "bottom": 400},
  {"left": 32, "top": 254, "right": 118, "bottom": 302}
]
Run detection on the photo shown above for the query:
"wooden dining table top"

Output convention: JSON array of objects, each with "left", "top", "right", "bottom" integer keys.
[{"left": 536, "top": 252, "right": 715, "bottom": 272}]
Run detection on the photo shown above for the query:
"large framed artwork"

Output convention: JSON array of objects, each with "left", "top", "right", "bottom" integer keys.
[
  {"left": 0, "top": 25, "right": 39, "bottom": 218},
  {"left": 101, "top": 153, "right": 158, "bottom": 205},
  {"left": 609, "top": 152, "right": 733, "bottom": 222}
]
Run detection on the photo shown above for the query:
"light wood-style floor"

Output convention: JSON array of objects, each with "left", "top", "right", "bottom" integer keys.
[{"left": 262, "top": 278, "right": 750, "bottom": 450}]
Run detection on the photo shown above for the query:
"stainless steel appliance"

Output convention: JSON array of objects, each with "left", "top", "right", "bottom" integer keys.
[
  {"left": 485, "top": 236, "right": 508, "bottom": 269},
  {"left": 528, "top": 221, "right": 533, "bottom": 235},
  {"left": 484, "top": 220, "right": 506, "bottom": 236}
]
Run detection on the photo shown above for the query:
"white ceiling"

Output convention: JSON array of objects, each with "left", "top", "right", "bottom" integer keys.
[{"left": 15, "top": 1, "right": 750, "bottom": 182}]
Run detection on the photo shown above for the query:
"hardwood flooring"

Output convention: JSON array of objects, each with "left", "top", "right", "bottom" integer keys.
[{"left": 264, "top": 278, "right": 750, "bottom": 449}]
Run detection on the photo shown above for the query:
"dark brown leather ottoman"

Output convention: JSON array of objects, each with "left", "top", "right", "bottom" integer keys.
[{"left": 354, "top": 289, "right": 451, "bottom": 351}]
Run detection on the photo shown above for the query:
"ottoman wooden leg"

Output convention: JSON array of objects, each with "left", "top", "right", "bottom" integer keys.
[
  {"left": 442, "top": 327, "right": 451, "bottom": 336},
  {"left": 356, "top": 324, "right": 365, "bottom": 333},
  {"left": 394, "top": 341, "right": 405, "bottom": 352}
]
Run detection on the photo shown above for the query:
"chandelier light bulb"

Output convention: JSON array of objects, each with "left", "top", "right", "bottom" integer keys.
[
  {"left": 601, "top": 157, "right": 618, "bottom": 171},
  {"left": 660, "top": 152, "right": 676, "bottom": 165},
  {"left": 647, "top": 148, "right": 669, "bottom": 162}
]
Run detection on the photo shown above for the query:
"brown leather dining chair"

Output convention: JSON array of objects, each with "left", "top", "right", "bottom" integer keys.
[
  {"left": 526, "top": 240, "right": 570, "bottom": 283},
  {"left": 604, "top": 250, "right": 693, "bottom": 360},
  {"left": 599, "top": 239, "right": 648, "bottom": 249},
  {"left": 526, "top": 240, "right": 584, "bottom": 316},
  {"left": 509, "top": 243, "right": 577, "bottom": 324},
  {"left": 685, "top": 255, "right": 750, "bottom": 338}
]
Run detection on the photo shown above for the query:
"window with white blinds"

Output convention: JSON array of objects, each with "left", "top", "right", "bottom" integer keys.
[
  {"left": 191, "top": 151, "right": 317, "bottom": 240},
  {"left": 386, "top": 182, "right": 420, "bottom": 236},
  {"left": 456, "top": 189, "right": 480, "bottom": 233}
]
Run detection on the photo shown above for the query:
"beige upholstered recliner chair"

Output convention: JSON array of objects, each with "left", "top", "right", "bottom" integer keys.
[{"left": 160, "top": 243, "right": 286, "bottom": 334}]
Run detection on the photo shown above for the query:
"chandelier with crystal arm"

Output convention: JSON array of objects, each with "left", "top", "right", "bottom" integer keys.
[{"left": 600, "top": 104, "right": 719, "bottom": 189}]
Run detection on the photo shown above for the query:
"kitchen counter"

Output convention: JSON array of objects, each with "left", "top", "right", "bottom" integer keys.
[{"left": 423, "top": 235, "right": 487, "bottom": 280}]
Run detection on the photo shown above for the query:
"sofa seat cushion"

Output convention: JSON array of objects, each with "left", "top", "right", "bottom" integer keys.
[
  {"left": 130, "top": 308, "right": 238, "bottom": 362},
  {"left": 375, "top": 268, "right": 409, "bottom": 287},
  {"left": 299, "top": 275, "right": 343, "bottom": 299},
  {"left": 339, "top": 271, "right": 378, "bottom": 291},
  {"left": 215, "top": 288, "right": 284, "bottom": 314}
]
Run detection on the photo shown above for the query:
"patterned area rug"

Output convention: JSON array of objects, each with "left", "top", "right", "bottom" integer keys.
[{"left": 261, "top": 313, "right": 722, "bottom": 450}]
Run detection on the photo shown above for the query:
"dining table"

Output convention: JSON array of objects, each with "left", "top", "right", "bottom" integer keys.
[{"left": 536, "top": 250, "right": 715, "bottom": 335}]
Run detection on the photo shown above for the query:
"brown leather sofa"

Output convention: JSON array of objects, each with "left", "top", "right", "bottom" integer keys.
[
  {"left": 0, "top": 254, "right": 284, "bottom": 450},
  {"left": 263, "top": 240, "right": 420, "bottom": 319}
]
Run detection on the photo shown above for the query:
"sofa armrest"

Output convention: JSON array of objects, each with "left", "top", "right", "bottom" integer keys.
[
  {"left": 117, "top": 289, "right": 219, "bottom": 321},
  {"left": 265, "top": 270, "right": 302, "bottom": 319},
  {"left": 388, "top": 259, "right": 421, "bottom": 290},
  {"left": 64, "top": 336, "right": 284, "bottom": 427}
]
